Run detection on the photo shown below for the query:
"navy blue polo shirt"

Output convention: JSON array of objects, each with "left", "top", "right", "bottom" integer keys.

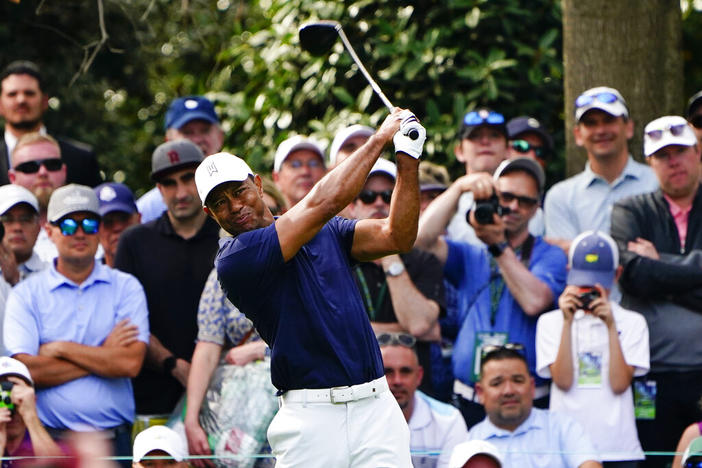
[{"left": 216, "top": 216, "right": 383, "bottom": 392}]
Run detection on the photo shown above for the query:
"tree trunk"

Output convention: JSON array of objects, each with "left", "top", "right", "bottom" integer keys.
[{"left": 562, "top": 0, "right": 683, "bottom": 176}]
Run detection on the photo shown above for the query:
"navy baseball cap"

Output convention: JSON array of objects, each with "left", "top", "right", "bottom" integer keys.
[
  {"left": 94, "top": 182, "right": 138, "bottom": 217},
  {"left": 165, "top": 96, "right": 219, "bottom": 131},
  {"left": 507, "top": 116, "right": 554, "bottom": 151},
  {"left": 567, "top": 230, "right": 619, "bottom": 289}
]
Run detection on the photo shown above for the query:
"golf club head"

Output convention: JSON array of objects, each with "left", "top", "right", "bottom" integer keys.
[{"left": 299, "top": 20, "right": 341, "bottom": 56}]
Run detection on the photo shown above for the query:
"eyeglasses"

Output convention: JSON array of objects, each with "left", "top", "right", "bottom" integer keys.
[
  {"left": 52, "top": 217, "right": 100, "bottom": 236},
  {"left": 689, "top": 115, "right": 702, "bottom": 129},
  {"left": 0, "top": 214, "right": 37, "bottom": 225},
  {"left": 574, "top": 91, "right": 620, "bottom": 108},
  {"left": 481, "top": 343, "right": 525, "bottom": 359},
  {"left": 285, "top": 159, "right": 324, "bottom": 170},
  {"left": 645, "top": 123, "right": 689, "bottom": 141},
  {"left": 511, "top": 140, "right": 545, "bottom": 159},
  {"left": 463, "top": 110, "right": 505, "bottom": 126},
  {"left": 684, "top": 460, "right": 702, "bottom": 468},
  {"left": 13, "top": 159, "right": 63, "bottom": 174},
  {"left": 376, "top": 332, "right": 416, "bottom": 348},
  {"left": 358, "top": 189, "right": 393, "bottom": 205},
  {"left": 497, "top": 191, "right": 539, "bottom": 209}
]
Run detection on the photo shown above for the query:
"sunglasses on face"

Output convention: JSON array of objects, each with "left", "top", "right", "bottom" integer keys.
[
  {"left": 481, "top": 342, "right": 525, "bottom": 359},
  {"left": 463, "top": 110, "right": 505, "bottom": 126},
  {"left": 645, "top": 123, "right": 689, "bottom": 141},
  {"left": 497, "top": 191, "right": 539, "bottom": 209},
  {"left": 574, "top": 91, "right": 620, "bottom": 108},
  {"left": 13, "top": 159, "right": 63, "bottom": 174},
  {"left": 689, "top": 115, "right": 702, "bottom": 129},
  {"left": 684, "top": 460, "right": 702, "bottom": 468},
  {"left": 511, "top": 140, "right": 545, "bottom": 158},
  {"left": 0, "top": 214, "right": 37, "bottom": 225},
  {"left": 376, "top": 332, "right": 416, "bottom": 348},
  {"left": 52, "top": 217, "right": 100, "bottom": 236},
  {"left": 285, "top": 159, "right": 324, "bottom": 170},
  {"left": 358, "top": 189, "right": 393, "bottom": 205}
]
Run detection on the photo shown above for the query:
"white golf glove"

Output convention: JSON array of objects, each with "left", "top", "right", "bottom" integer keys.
[{"left": 393, "top": 112, "right": 426, "bottom": 159}]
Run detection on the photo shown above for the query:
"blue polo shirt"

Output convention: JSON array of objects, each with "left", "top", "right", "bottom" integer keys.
[
  {"left": 4, "top": 261, "right": 149, "bottom": 430},
  {"left": 445, "top": 236, "right": 566, "bottom": 386},
  {"left": 216, "top": 217, "right": 383, "bottom": 392}
]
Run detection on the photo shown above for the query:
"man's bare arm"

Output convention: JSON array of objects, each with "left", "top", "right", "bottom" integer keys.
[{"left": 275, "top": 109, "right": 405, "bottom": 262}]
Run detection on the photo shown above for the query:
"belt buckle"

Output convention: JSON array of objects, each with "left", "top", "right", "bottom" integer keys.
[{"left": 330, "top": 386, "right": 351, "bottom": 404}]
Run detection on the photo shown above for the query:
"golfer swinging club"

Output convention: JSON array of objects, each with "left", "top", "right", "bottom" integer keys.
[{"left": 194, "top": 108, "right": 425, "bottom": 467}]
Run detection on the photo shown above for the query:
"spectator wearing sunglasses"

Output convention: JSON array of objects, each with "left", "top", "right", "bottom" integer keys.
[
  {"left": 506, "top": 116, "right": 553, "bottom": 168},
  {"left": 686, "top": 91, "right": 702, "bottom": 147},
  {"left": 350, "top": 159, "right": 446, "bottom": 399},
  {"left": 679, "top": 436, "right": 702, "bottom": 468},
  {"left": 611, "top": 116, "right": 702, "bottom": 468},
  {"left": 544, "top": 86, "right": 658, "bottom": 255},
  {"left": 378, "top": 332, "right": 467, "bottom": 468},
  {"left": 417, "top": 157, "right": 566, "bottom": 428},
  {"left": 468, "top": 346, "right": 601, "bottom": 468},
  {"left": 3, "top": 184, "right": 149, "bottom": 467},
  {"left": 536, "top": 231, "right": 649, "bottom": 467},
  {"left": 0, "top": 60, "right": 101, "bottom": 188},
  {"left": 272, "top": 135, "right": 327, "bottom": 209}
]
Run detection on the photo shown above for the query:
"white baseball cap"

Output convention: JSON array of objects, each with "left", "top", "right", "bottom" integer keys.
[
  {"left": 273, "top": 135, "right": 326, "bottom": 173},
  {"left": 448, "top": 440, "right": 502, "bottom": 468},
  {"left": 368, "top": 158, "right": 397, "bottom": 181},
  {"left": 0, "top": 184, "right": 39, "bottom": 216},
  {"left": 0, "top": 356, "right": 33, "bottom": 386},
  {"left": 329, "top": 125, "right": 374, "bottom": 166},
  {"left": 574, "top": 86, "right": 628, "bottom": 122},
  {"left": 132, "top": 425, "right": 186, "bottom": 462},
  {"left": 195, "top": 152, "right": 255, "bottom": 206},
  {"left": 643, "top": 115, "right": 697, "bottom": 157}
]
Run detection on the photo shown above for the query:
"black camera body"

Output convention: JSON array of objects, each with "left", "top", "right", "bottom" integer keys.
[
  {"left": 578, "top": 289, "right": 601, "bottom": 311},
  {"left": 470, "top": 194, "right": 511, "bottom": 225},
  {"left": 0, "top": 381, "right": 14, "bottom": 411}
]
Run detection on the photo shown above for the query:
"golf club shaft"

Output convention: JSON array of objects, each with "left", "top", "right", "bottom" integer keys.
[{"left": 335, "top": 25, "right": 395, "bottom": 113}]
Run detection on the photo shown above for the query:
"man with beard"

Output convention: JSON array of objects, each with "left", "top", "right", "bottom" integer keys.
[
  {"left": 351, "top": 158, "right": 445, "bottom": 399},
  {"left": 416, "top": 158, "right": 566, "bottom": 428},
  {"left": 0, "top": 60, "right": 100, "bottom": 187},
  {"left": 380, "top": 333, "right": 467, "bottom": 468},
  {"left": 8, "top": 133, "right": 66, "bottom": 262},
  {"left": 272, "top": 135, "right": 327, "bottom": 209},
  {"left": 114, "top": 140, "right": 220, "bottom": 419},
  {"left": 468, "top": 347, "right": 601, "bottom": 468}
]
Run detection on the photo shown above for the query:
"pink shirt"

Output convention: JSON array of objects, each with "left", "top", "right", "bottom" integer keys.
[{"left": 663, "top": 193, "right": 692, "bottom": 249}]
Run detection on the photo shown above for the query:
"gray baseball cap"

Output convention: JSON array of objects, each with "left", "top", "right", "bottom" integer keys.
[
  {"left": 151, "top": 140, "right": 204, "bottom": 182},
  {"left": 47, "top": 184, "right": 100, "bottom": 223}
]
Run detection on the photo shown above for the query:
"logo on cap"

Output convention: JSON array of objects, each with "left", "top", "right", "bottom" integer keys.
[
  {"left": 185, "top": 99, "right": 199, "bottom": 109},
  {"left": 585, "top": 253, "right": 599, "bottom": 263},
  {"left": 527, "top": 118, "right": 540, "bottom": 128},
  {"left": 99, "top": 186, "right": 117, "bottom": 202},
  {"left": 64, "top": 193, "right": 90, "bottom": 206},
  {"left": 206, "top": 161, "right": 218, "bottom": 177},
  {"left": 168, "top": 150, "right": 180, "bottom": 164}
]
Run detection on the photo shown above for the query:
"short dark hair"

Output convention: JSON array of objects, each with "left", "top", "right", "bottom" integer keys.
[
  {"left": 480, "top": 347, "right": 530, "bottom": 377},
  {"left": 0, "top": 60, "right": 45, "bottom": 93}
]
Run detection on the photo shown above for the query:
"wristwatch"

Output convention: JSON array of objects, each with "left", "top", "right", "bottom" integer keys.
[
  {"left": 162, "top": 356, "right": 177, "bottom": 375},
  {"left": 384, "top": 262, "right": 405, "bottom": 277},
  {"left": 488, "top": 241, "right": 509, "bottom": 257}
]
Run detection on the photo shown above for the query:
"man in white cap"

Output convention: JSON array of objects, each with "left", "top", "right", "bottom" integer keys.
[
  {"left": 271, "top": 135, "right": 327, "bottom": 208},
  {"left": 4, "top": 184, "right": 149, "bottom": 467},
  {"left": 544, "top": 86, "right": 658, "bottom": 254},
  {"left": 132, "top": 425, "right": 188, "bottom": 468},
  {"left": 0, "top": 356, "right": 63, "bottom": 465},
  {"left": 448, "top": 440, "right": 502, "bottom": 468},
  {"left": 194, "top": 108, "right": 425, "bottom": 467},
  {"left": 352, "top": 158, "right": 445, "bottom": 398},
  {"left": 328, "top": 124, "right": 375, "bottom": 168},
  {"left": 611, "top": 115, "right": 702, "bottom": 468}
]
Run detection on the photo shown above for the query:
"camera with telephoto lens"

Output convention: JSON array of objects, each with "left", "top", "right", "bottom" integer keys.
[
  {"left": 578, "top": 289, "right": 601, "bottom": 311},
  {"left": 0, "top": 381, "right": 14, "bottom": 412},
  {"left": 470, "top": 194, "right": 511, "bottom": 225}
]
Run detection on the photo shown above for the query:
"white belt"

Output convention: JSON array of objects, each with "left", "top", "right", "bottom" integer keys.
[
  {"left": 453, "top": 379, "right": 549, "bottom": 402},
  {"left": 281, "top": 376, "right": 388, "bottom": 404}
]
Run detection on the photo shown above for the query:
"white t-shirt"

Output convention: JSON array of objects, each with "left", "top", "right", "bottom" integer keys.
[
  {"left": 536, "top": 302, "right": 649, "bottom": 461},
  {"left": 409, "top": 391, "right": 469, "bottom": 468}
]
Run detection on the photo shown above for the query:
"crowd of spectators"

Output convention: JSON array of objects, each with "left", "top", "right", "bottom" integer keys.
[{"left": 0, "top": 57, "right": 702, "bottom": 468}]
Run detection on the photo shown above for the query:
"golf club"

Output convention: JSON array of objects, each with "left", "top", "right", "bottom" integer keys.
[{"left": 299, "top": 20, "right": 419, "bottom": 139}]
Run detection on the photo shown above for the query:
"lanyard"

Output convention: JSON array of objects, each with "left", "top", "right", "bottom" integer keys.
[
  {"left": 354, "top": 265, "right": 387, "bottom": 321},
  {"left": 487, "top": 235, "right": 534, "bottom": 327}
]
